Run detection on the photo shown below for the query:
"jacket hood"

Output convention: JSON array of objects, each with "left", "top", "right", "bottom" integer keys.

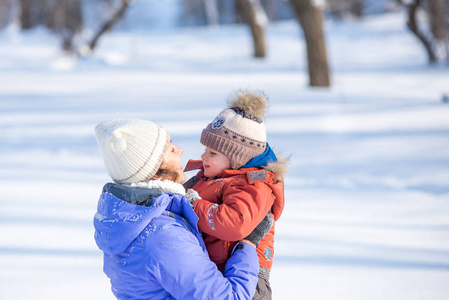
[
  {"left": 263, "top": 153, "right": 289, "bottom": 178},
  {"left": 94, "top": 181, "right": 197, "bottom": 255}
]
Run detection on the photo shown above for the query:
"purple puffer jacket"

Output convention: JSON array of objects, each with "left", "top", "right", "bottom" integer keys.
[{"left": 94, "top": 182, "right": 259, "bottom": 300}]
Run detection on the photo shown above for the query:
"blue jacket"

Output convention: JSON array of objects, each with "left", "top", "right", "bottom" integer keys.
[{"left": 94, "top": 182, "right": 259, "bottom": 300}]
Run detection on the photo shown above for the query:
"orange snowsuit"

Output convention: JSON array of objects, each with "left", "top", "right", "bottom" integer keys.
[{"left": 184, "top": 160, "right": 285, "bottom": 271}]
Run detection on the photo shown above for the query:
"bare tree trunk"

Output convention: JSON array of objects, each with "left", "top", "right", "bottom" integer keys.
[
  {"left": 427, "top": 0, "right": 447, "bottom": 40},
  {"left": 18, "top": 0, "right": 83, "bottom": 52},
  {"left": 290, "top": 0, "right": 330, "bottom": 87},
  {"left": 427, "top": 0, "right": 449, "bottom": 62},
  {"left": 53, "top": 0, "right": 83, "bottom": 52},
  {"left": 87, "top": 0, "right": 130, "bottom": 53},
  {"left": 39, "top": 0, "right": 56, "bottom": 30},
  {"left": 236, "top": 0, "right": 268, "bottom": 58},
  {"left": 0, "top": 0, "right": 12, "bottom": 29},
  {"left": 19, "top": 0, "right": 35, "bottom": 29},
  {"left": 407, "top": 0, "right": 437, "bottom": 63}
]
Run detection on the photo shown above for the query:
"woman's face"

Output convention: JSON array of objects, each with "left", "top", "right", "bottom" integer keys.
[{"left": 159, "top": 143, "right": 186, "bottom": 183}]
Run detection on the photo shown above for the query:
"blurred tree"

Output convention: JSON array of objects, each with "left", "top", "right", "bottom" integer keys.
[
  {"left": 428, "top": 0, "right": 445, "bottom": 38},
  {"left": 236, "top": 0, "right": 268, "bottom": 58},
  {"left": 19, "top": 0, "right": 37, "bottom": 29},
  {"left": 53, "top": 0, "right": 83, "bottom": 52},
  {"left": 290, "top": 0, "right": 331, "bottom": 87},
  {"left": 17, "top": 0, "right": 83, "bottom": 53},
  {"left": 181, "top": 0, "right": 293, "bottom": 58},
  {"left": 406, "top": 0, "right": 435, "bottom": 62},
  {"left": 182, "top": 0, "right": 292, "bottom": 25},
  {"left": 327, "top": 0, "right": 365, "bottom": 20},
  {"left": 13, "top": 0, "right": 132, "bottom": 55},
  {"left": 398, "top": 0, "right": 449, "bottom": 64},
  {"left": 0, "top": 0, "right": 13, "bottom": 29},
  {"left": 349, "top": 0, "right": 364, "bottom": 17},
  {"left": 427, "top": 0, "right": 448, "bottom": 60},
  {"left": 86, "top": 0, "right": 131, "bottom": 54}
]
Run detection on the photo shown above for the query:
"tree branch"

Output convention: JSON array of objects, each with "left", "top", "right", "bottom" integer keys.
[
  {"left": 86, "top": 0, "right": 131, "bottom": 54},
  {"left": 406, "top": 0, "right": 437, "bottom": 64}
]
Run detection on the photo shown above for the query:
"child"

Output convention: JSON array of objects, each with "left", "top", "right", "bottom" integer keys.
[{"left": 184, "top": 90, "right": 288, "bottom": 300}]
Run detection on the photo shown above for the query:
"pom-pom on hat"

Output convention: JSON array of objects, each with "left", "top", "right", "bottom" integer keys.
[
  {"left": 201, "top": 90, "right": 268, "bottom": 169},
  {"left": 95, "top": 119, "right": 171, "bottom": 184}
]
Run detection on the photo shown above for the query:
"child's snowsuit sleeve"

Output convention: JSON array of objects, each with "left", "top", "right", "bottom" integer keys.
[{"left": 193, "top": 179, "right": 274, "bottom": 241}]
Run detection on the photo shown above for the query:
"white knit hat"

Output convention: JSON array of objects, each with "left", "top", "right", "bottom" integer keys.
[
  {"left": 201, "top": 90, "right": 268, "bottom": 169},
  {"left": 94, "top": 119, "right": 171, "bottom": 184}
]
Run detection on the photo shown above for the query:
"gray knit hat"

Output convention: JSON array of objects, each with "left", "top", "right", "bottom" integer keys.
[
  {"left": 201, "top": 90, "right": 268, "bottom": 169},
  {"left": 95, "top": 119, "right": 171, "bottom": 184}
]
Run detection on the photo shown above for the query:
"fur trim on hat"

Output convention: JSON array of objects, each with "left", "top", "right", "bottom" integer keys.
[{"left": 227, "top": 90, "right": 268, "bottom": 121}]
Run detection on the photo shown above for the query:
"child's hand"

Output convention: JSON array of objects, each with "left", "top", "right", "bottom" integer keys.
[{"left": 185, "top": 189, "right": 201, "bottom": 204}]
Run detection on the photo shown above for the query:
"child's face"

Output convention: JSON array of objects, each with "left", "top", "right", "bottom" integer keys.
[{"left": 201, "top": 147, "right": 231, "bottom": 178}]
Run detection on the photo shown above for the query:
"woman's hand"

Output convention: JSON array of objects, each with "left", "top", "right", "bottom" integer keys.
[{"left": 239, "top": 239, "right": 257, "bottom": 248}]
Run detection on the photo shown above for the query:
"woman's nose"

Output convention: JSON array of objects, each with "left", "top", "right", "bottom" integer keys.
[{"left": 175, "top": 145, "right": 183, "bottom": 154}]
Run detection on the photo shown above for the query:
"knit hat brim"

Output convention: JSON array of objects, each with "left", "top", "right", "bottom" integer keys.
[{"left": 201, "top": 124, "right": 264, "bottom": 169}]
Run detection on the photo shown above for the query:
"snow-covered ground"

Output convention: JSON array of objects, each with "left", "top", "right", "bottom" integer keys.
[{"left": 1, "top": 10, "right": 448, "bottom": 300}]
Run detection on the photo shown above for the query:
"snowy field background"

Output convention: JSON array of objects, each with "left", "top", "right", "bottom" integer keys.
[{"left": 1, "top": 9, "right": 449, "bottom": 300}]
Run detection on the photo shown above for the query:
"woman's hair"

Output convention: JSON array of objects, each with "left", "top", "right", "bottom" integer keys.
[{"left": 153, "top": 168, "right": 179, "bottom": 182}]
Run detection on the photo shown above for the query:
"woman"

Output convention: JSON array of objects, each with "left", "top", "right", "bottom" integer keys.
[{"left": 93, "top": 119, "right": 271, "bottom": 300}]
